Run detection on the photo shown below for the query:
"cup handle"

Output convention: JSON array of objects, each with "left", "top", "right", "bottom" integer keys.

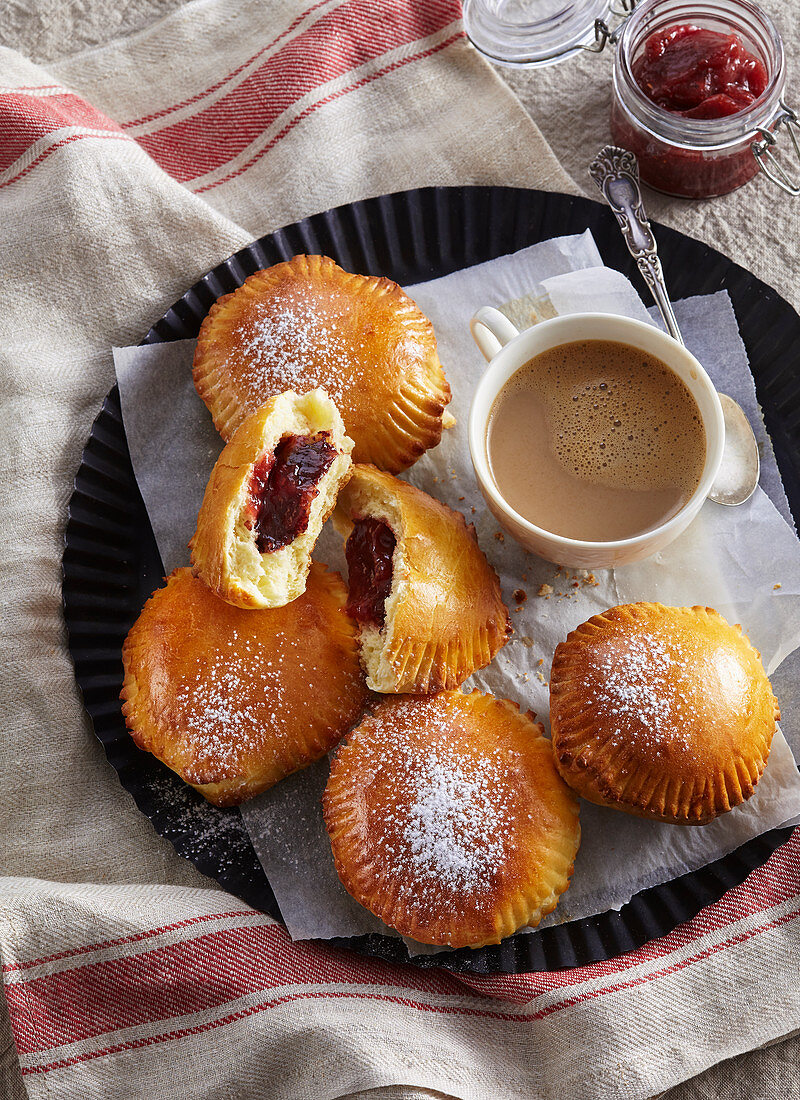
[{"left": 470, "top": 306, "right": 520, "bottom": 362}]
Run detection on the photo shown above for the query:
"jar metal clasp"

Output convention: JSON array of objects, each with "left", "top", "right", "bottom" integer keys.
[
  {"left": 752, "top": 101, "right": 800, "bottom": 195},
  {"left": 584, "top": 0, "right": 638, "bottom": 55}
]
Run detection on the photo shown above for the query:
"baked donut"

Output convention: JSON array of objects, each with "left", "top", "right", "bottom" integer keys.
[
  {"left": 549, "top": 603, "right": 780, "bottom": 825},
  {"left": 190, "top": 389, "right": 353, "bottom": 609},
  {"left": 333, "top": 465, "right": 510, "bottom": 693},
  {"left": 323, "top": 691, "right": 581, "bottom": 948},
  {"left": 192, "top": 254, "right": 452, "bottom": 472},
  {"left": 121, "top": 565, "right": 369, "bottom": 807}
]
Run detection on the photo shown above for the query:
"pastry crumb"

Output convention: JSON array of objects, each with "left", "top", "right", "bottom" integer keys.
[
  {"left": 537, "top": 583, "right": 553, "bottom": 596},
  {"left": 569, "top": 569, "right": 600, "bottom": 588},
  {"left": 537, "top": 658, "right": 544, "bottom": 666},
  {"left": 512, "top": 588, "right": 527, "bottom": 605},
  {"left": 494, "top": 531, "right": 505, "bottom": 542},
  {"left": 774, "top": 582, "right": 782, "bottom": 589},
  {"left": 519, "top": 635, "right": 534, "bottom": 648},
  {"left": 458, "top": 496, "right": 465, "bottom": 502}
]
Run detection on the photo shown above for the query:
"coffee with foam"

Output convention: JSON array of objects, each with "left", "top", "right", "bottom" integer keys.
[{"left": 486, "top": 339, "right": 706, "bottom": 543}]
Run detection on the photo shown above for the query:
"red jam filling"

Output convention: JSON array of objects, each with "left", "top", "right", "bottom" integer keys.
[
  {"left": 612, "top": 23, "right": 769, "bottom": 197},
  {"left": 344, "top": 517, "right": 396, "bottom": 628},
  {"left": 248, "top": 431, "right": 337, "bottom": 554},
  {"left": 633, "top": 25, "right": 767, "bottom": 119}
]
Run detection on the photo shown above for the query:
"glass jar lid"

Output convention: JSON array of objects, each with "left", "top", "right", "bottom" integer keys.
[{"left": 463, "top": 0, "right": 614, "bottom": 67}]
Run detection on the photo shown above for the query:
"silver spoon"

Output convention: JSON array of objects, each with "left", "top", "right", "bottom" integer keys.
[{"left": 589, "top": 144, "right": 760, "bottom": 506}]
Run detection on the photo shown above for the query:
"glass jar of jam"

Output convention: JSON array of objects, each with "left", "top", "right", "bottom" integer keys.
[{"left": 610, "top": 0, "right": 793, "bottom": 198}]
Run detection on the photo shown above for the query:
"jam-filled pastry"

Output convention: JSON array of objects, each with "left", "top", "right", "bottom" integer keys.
[
  {"left": 192, "top": 254, "right": 452, "bottom": 473},
  {"left": 550, "top": 603, "right": 780, "bottom": 825},
  {"left": 190, "top": 389, "right": 353, "bottom": 609},
  {"left": 120, "top": 565, "right": 369, "bottom": 807},
  {"left": 323, "top": 691, "right": 581, "bottom": 948},
  {"left": 333, "top": 465, "right": 510, "bottom": 694}
]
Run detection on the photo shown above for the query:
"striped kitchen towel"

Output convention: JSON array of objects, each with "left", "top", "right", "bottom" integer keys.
[
  {"left": 2, "top": 839, "right": 800, "bottom": 1098},
  {"left": 0, "top": 1, "right": 797, "bottom": 1097}
]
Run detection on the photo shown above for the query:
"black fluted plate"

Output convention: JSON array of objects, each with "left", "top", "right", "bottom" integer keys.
[{"left": 63, "top": 187, "right": 798, "bottom": 974}]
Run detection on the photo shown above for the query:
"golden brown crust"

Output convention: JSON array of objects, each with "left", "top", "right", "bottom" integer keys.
[
  {"left": 549, "top": 603, "right": 780, "bottom": 825},
  {"left": 333, "top": 465, "right": 511, "bottom": 693},
  {"left": 192, "top": 254, "right": 451, "bottom": 472},
  {"left": 120, "top": 565, "right": 369, "bottom": 807},
  {"left": 189, "top": 389, "right": 353, "bottom": 609},
  {"left": 323, "top": 690, "right": 581, "bottom": 948}
]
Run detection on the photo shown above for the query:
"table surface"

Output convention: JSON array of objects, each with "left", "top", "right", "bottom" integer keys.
[{"left": 1, "top": 3, "right": 798, "bottom": 1099}]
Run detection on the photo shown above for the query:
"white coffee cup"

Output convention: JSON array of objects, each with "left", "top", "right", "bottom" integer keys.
[{"left": 468, "top": 308, "right": 725, "bottom": 569}]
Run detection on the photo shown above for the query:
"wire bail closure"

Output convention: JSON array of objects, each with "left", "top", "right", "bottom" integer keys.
[
  {"left": 753, "top": 102, "right": 800, "bottom": 195},
  {"left": 583, "top": 0, "right": 638, "bottom": 54}
]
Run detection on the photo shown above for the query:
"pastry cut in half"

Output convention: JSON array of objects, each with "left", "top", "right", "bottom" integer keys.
[
  {"left": 333, "top": 465, "right": 510, "bottom": 693},
  {"left": 323, "top": 690, "right": 581, "bottom": 948},
  {"left": 549, "top": 603, "right": 780, "bottom": 825},
  {"left": 192, "top": 254, "right": 452, "bottom": 472},
  {"left": 120, "top": 565, "right": 368, "bottom": 807},
  {"left": 190, "top": 388, "right": 353, "bottom": 609}
]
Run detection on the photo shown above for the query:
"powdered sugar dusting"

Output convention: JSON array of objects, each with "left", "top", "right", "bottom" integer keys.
[
  {"left": 236, "top": 291, "right": 363, "bottom": 406},
  {"left": 363, "top": 698, "right": 518, "bottom": 904},
  {"left": 143, "top": 773, "right": 251, "bottom": 873},
  {"left": 173, "top": 631, "right": 308, "bottom": 774},
  {"left": 401, "top": 749, "right": 508, "bottom": 892},
  {"left": 178, "top": 660, "right": 264, "bottom": 765},
  {"left": 584, "top": 631, "right": 690, "bottom": 748}
]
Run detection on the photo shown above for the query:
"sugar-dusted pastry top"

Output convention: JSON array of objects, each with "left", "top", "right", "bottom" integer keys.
[
  {"left": 550, "top": 602, "right": 780, "bottom": 824},
  {"left": 323, "top": 690, "right": 581, "bottom": 948},
  {"left": 333, "top": 464, "right": 510, "bottom": 693},
  {"left": 190, "top": 388, "right": 353, "bottom": 609},
  {"left": 193, "top": 254, "right": 451, "bottom": 472},
  {"left": 121, "top": 565, "right": 369, "bottom": 807}
]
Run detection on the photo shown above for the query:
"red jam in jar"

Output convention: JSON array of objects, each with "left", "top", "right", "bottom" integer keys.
[
  {"left": 633, "top": 25, "right": 767, "bottom": 119},
  {"left": 611, "top": 0, "right": 786, "bottom": 199}
]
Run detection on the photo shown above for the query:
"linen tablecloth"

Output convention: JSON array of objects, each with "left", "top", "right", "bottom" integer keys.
[{"left": 1, "top": 2, "right": 799, "bottom": 1097}]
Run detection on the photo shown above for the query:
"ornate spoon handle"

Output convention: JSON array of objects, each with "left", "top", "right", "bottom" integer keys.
[{"left": 588, "top": 145, "right": 684, "bottom": 345}]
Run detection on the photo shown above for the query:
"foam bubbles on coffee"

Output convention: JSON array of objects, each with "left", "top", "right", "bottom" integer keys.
[{"left": 487, "top": 340, "right": 706, "bottom": 542}]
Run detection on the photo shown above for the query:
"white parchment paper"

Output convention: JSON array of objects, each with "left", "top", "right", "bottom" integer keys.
[{"left": 114, "top": 233, "right": 800, "bottom": 951}]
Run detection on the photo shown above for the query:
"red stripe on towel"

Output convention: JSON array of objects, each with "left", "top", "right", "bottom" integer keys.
[
  {"left": 2, "top": 910, "right": 260, "bottom": 973},
  {"left": 0, "top": 1, "right": 461, "bottom": 187},
  {"left": 12, "top": 905, "right": 800, "bottom": 1074},
  {"left": 121, "top": 0, "right": 337, "bottom": 129},
  {"left": 133, "top": 0, "right": 461, "bottom": 182},
  {"left": 0, "top": 131, "right": 132, "bottom": 188},
  {"left": 194, "top": 31, "right": 463, "bottom": 194},
  {"left": 0, "top": 92, "right": 123, "bottom": 171},
  {"left": 461, "top": 828, "right": 800, "bottom": 1002}
]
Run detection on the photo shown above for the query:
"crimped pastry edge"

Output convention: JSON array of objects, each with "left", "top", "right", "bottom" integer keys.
[
  {"left": 333, "top": 465, "right": 510, "bottom": 693},
  {"left": 120, "top": 564, "right": 368, "bottom": 807},
  {"left": 323, "top": 691, "right": 581, "bottom": 947},
  {"left": 192, "top": 254, "right": 452, "bottom": 472},
  {"left": 549, "top": 602, "right": 780, "bottom": 825}
]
